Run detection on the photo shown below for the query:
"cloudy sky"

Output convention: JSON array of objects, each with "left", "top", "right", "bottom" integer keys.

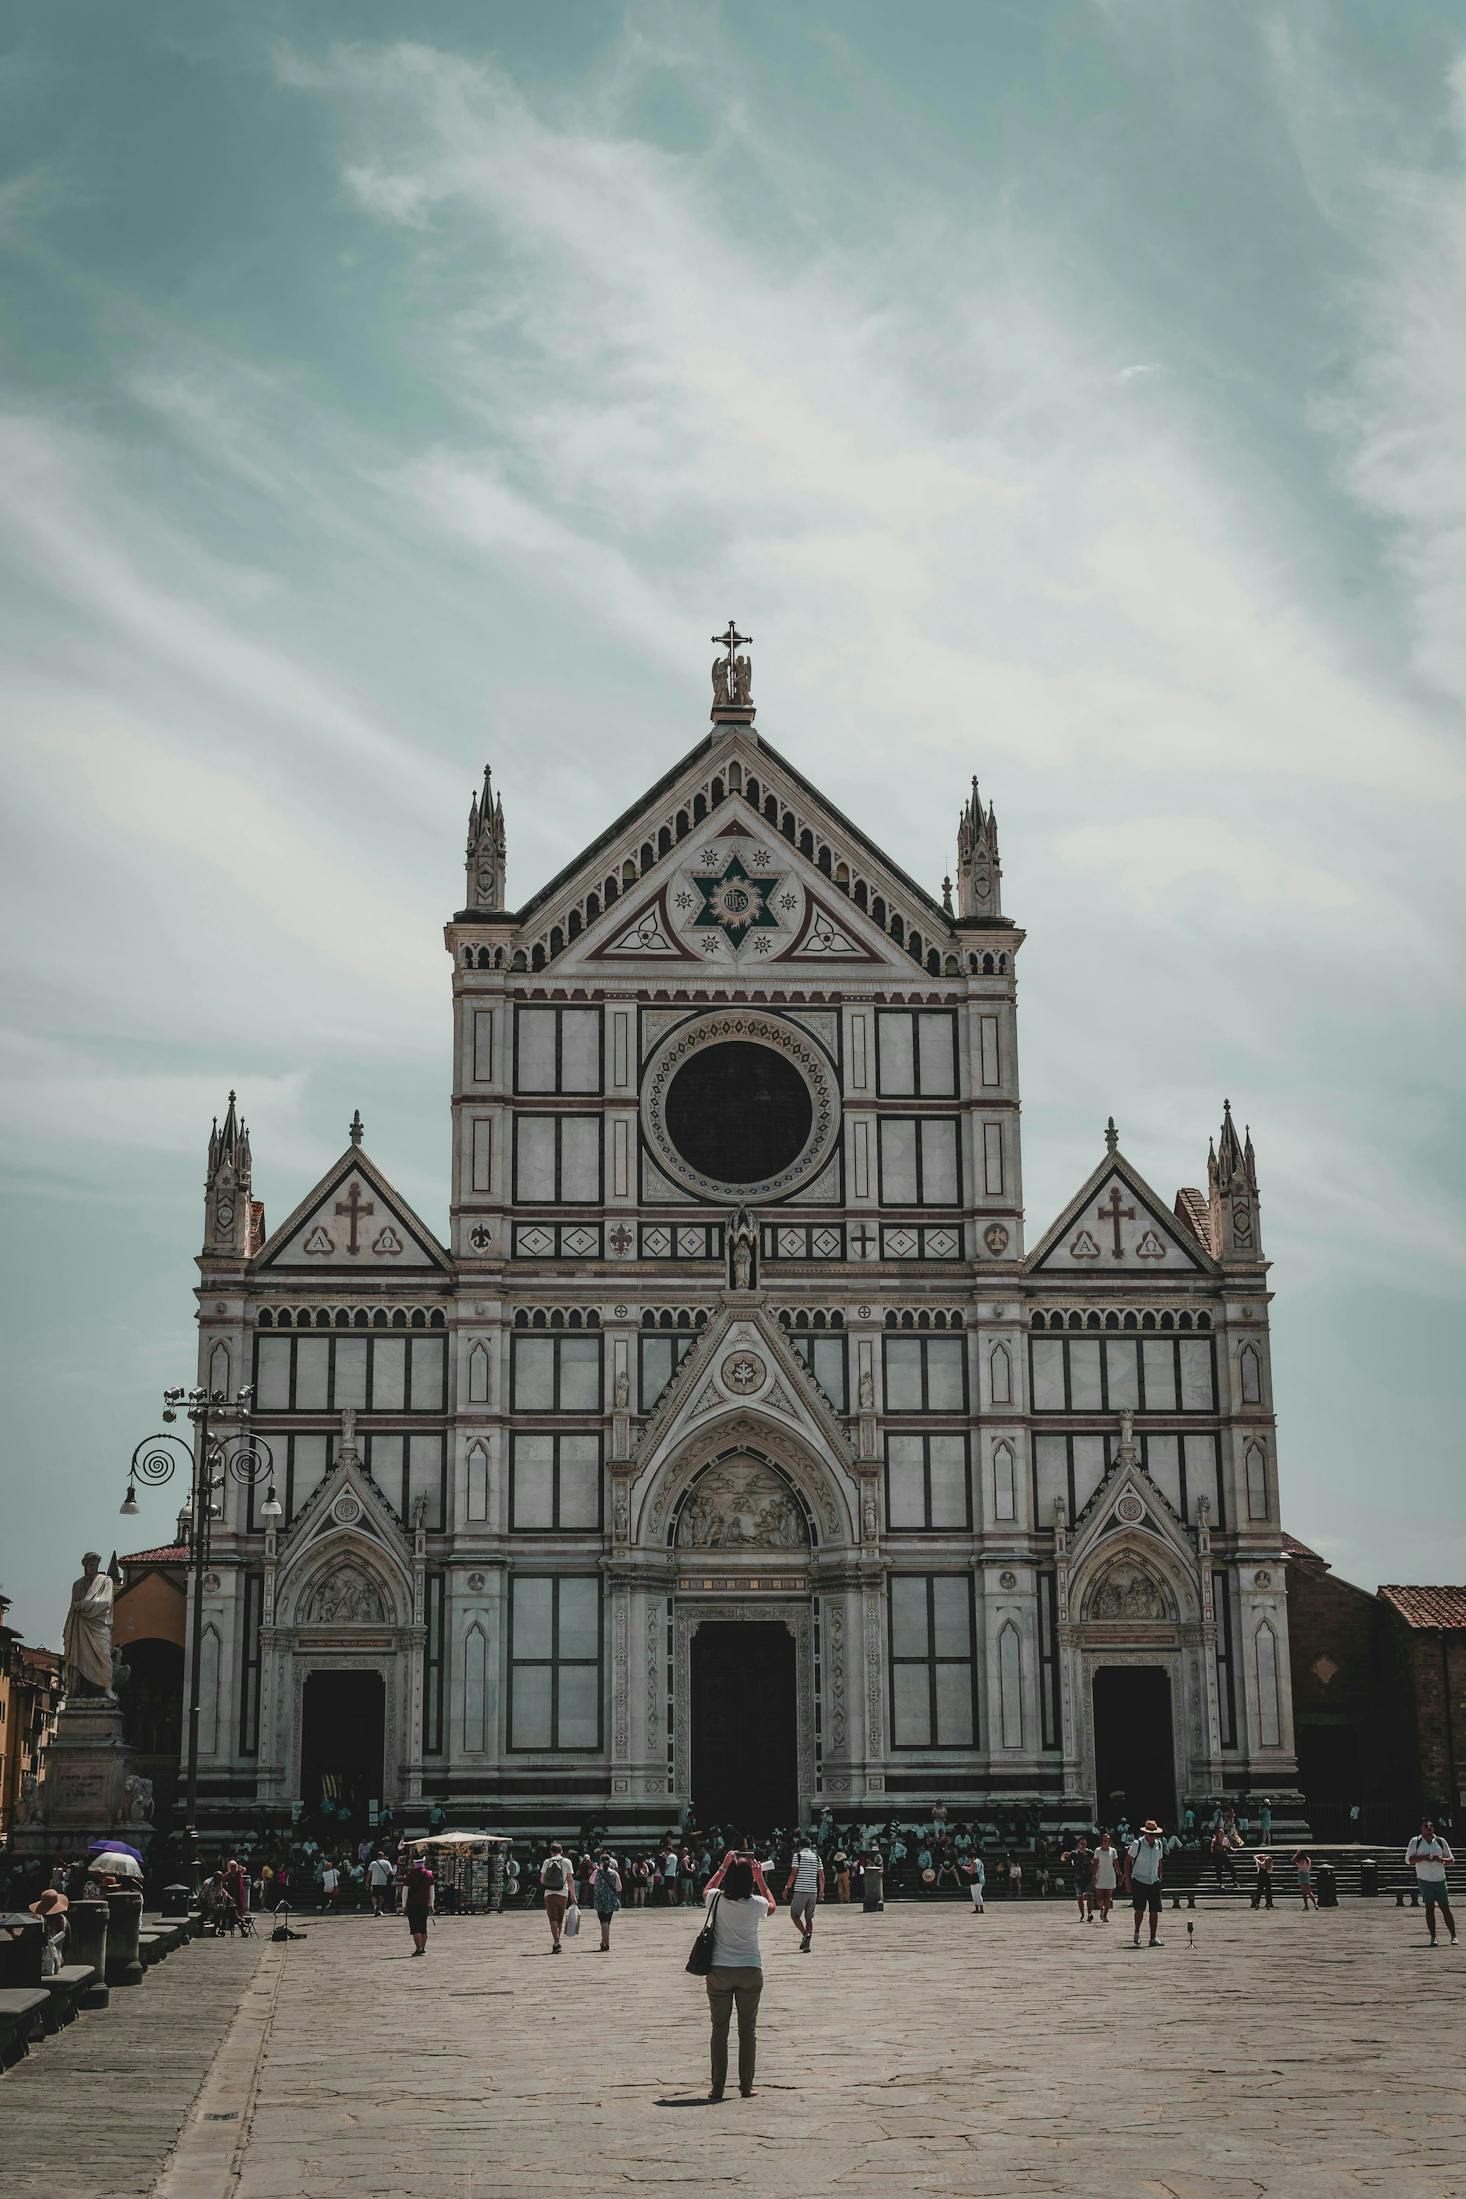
[{"left": 2, "top": 0, "right": 1463, "bottom": 1647}]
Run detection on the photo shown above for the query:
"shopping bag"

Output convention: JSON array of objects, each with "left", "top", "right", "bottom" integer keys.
[{"left": 563, "top": 1902, "right": 580, "bottom": 1938}]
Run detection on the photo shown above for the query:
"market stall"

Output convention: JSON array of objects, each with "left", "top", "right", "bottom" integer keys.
[{"left": 404, "top": 1832, "right": 511, "bottom": 1914}]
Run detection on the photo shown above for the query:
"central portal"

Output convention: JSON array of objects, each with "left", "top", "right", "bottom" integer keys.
[
  {"left": 1092, "top": 1665, "right": 1178, "bottom": 1827},
  {"left": 300, "top": 1668, "right": 386, "bottom": 1826},
  {"left": 691, "top": 1621, "right": 798, "bottom": 1831}
]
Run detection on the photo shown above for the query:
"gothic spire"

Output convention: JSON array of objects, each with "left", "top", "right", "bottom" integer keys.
[
  {"left": 956, "top": 777, "right": 1002, "bottom": 919},
  {"left": 465, "top": 765, "right": 508, "bottom": 911},
  {"left": 204, "top": 1088, "right": 253, "bottom": 1258},
  {"left": 1208, "top": 1099, "right": 1263, "bottom": 1263}
]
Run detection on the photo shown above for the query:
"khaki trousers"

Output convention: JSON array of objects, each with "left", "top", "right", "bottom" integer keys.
[{"left": 706, "top": 1966, "right": 763, "bottom": 2094}]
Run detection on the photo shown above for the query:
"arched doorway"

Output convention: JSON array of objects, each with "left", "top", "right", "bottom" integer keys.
[
  {"left": 299, "top": 1669, "right": 385, "bottom": 1827},
  {"left": 691, "top": 1621, "right": 798, "bottom": 1829},
  {"left": 1092, "top": 1666, "right": 1177, "bottom": 1827}
]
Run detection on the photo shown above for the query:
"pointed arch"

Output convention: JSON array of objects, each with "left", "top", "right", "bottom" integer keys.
[
  {"left": 1245, "top": 1441, "right": 1269, "bottom": 1522},
  {"left": 989, "top": 1342, "right": 1012, "bottom": 1406},
  {"left": 997, "top": 1620, "right": 1023, "bottom": 1748},
  {"left": 208, "top": 1340, "right": 231, "bottom": 1396},
  {"left": 991, "top": 1440, "right": 1016, "bottom": 1523},
  {"left": 466, "top": 1439, "right": 490, "bottom": 1524},
  {"left": 1239, "top": 1343, "right": 1263, "bottom": 1404},
  {"left": 463, "top": 1622, "right": 489, "bottom": 1753},
  {"left": 197, "top": 1623, "right": 221, "bottom": 1755},
  {"left": 467, "top": 1341, "right": 491, "bottom": 1406},
  {"left": 1254, "top": 1618, "right": 1282, "bottom": 1747}
]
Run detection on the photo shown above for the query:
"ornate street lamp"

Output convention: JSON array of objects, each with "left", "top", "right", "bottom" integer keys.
[{"left": 122, "top": 1385, "right": 278, "bottom": 1878}]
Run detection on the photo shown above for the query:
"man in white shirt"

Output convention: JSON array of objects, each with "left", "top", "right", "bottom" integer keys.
[
  {"left": 1405, "top": 1820, "right": 1456, "bottom": 1947},
  {"left": 782, "top": 1841, "right": 824, "bottom": 1953},
  {"left": 367, "top": 1852, "right": 396, "bottom": 1917},
  {"left": 1124, "top": 1818, "right": 1166, "bottom": 1947}
]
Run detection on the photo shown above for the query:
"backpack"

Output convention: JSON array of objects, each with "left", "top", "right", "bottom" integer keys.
[{"left": 544, "top": 1858, "right": 566, "bottom": 1891}]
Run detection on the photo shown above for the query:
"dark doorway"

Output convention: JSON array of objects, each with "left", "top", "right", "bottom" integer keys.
[
  {"left": 1092, "top": 1666, "right": 1177, "bottom": 1828},
  {"left": 300, "top": 1669, "right": 386, "bottom": 1826},
  {"left": 691, "top": 1622, "right": 798, "bottom": 1832}
]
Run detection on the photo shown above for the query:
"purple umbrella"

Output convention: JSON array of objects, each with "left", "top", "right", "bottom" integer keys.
[{"left": 87, "top": 1839, "right": 144, "bottom": 1864}]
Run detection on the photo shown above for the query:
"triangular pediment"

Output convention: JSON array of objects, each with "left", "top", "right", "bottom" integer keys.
[
  {"left": 1067, "top": 1447, "right": 1201, "bottom": 1619},
  {"left": 1027, "top": 1151, "right": 1212, "bottom": 1277},
  {"left": 510, "top": 730, "right": 959, "bottom": 980},
  {"left": 275, "top": 1442, "right": 415, "bottom": 1624},
  {"left": 631, "top": 1304, "right": 858, "bottom": 1487},
  {"left": 553, "top": 794, "right": 930, "bottom": 978},
  {"left": 255, "top": 1148, "right": 451, "bottom": 1274}
]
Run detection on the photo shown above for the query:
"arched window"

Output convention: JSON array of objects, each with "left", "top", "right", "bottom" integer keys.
[
  {"left": 1254, "top": 1620, "right": 1282, "bottom": 1749},
  {"left": 1239, "top": 1343, "right": 1263, "bottom": 1405},
  {"left": 998, "top": 1621, "right": 1023, "bottom": 1748},
  {"left": 992, "top": 1440, "right": 1016, "bottom": 1522},
  {"left": 466, "top": 1440, "right": 490, "bottom": 1523}
]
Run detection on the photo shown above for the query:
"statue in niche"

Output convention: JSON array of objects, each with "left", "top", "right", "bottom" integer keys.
[
  {"left": 613, "top": 1369, "right": 630, "bottom": 1409},
  {"left": 858, "top": 1368, "right": 875, "bottom": 1411},
  {"left": 729, "top": 1207, "right": 756, "bottom": 1291},
  {"left": 63, "top": 1552, "right": 114, "bottom": 1699},
  {"left": 677, "top": 1459, "right": 810, "bottom": 1550},
  {"left": 307, "top": 1565, "right": 387, "bottom": 1625}
]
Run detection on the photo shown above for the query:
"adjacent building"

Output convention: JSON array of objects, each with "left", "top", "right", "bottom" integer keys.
[
  {"left": 0, "top": 1592, "right": 62, "bottom": 1837},
  {"left": 178, "top": 650, "right": 1300, "bottom": 1833}
]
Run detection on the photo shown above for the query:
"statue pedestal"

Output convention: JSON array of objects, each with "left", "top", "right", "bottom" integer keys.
[{"left": 16, "top": 1699, "right": 137, "bottom": 1855}]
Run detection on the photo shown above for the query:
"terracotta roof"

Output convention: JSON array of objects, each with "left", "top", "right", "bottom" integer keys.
[
  {"left": 18, "top": 1645, "right": 60, "bottom": 1674},
  {"left": 1282, "top": 1532, "right": 1326, "bottom": 1562},
  {"left": 120, "top": 1544, "right": 189, "bottom": 1567},
  {"left": 1378, "top": 1585, "right": 1466, "bottom": 1629},
  {"left": 1172, "top": 1187, "right": 1214, "bottom": 1254}
]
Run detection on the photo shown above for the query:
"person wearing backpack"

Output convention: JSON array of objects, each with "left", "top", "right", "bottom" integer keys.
[{"left": 540, "top": 1843, "right": 573, "bottom": 1952}]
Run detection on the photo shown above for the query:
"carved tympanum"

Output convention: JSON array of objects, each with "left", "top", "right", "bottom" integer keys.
[{"left": 676, "top": 1458, "right": 809, "bottom": 1550}]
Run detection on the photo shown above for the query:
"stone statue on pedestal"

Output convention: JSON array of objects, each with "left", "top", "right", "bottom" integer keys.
[{"left": 63, "top": 1552, "right": 114, "bottom": 1699}]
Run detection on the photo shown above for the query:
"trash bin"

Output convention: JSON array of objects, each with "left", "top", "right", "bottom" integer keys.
[
  {"left": 1359, "top": 1857, "right": 1379, "bottom": 1898},
  {"left": 862, "top": 1860, "right": 885, "bottom": 1912},
  {"left": 1316, "top": 1864, "right": 1338, "bottom": 1909},
  {"left": 0, "top": 1914, "right": 44, "bottom": 1987}
]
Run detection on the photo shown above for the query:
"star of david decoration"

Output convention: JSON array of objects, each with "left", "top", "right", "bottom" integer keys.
[{"left": 689, "top": 853, "right": 783, "bottom": 949}]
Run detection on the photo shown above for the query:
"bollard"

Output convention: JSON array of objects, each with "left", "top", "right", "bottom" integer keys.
[
  {"left": 162, "top": 1883, "right": 192, "bottom": 1923},
  {"left": 67, "top": 1900, "right": 110, "bottom": 2008},
  {"left": 0, "top": 1913, "right": 44, "bottom": 1987},
  {"left": 105, "top": 1890, "right": 144, "bottom": 1988},
  {"left": 1170, "top": 1894, "right": 1180, "bottom": 1910},
  {"left": 1187, "top": 1892, "right": 1197, "bottom": 1909},
  {"left": 862, "top": 1863, "right": 885, "bottom": 1913}
]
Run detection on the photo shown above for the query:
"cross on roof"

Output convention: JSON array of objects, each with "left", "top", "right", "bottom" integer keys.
[{"left": 711, "top": 619, "right": 751, "bottom": 666}]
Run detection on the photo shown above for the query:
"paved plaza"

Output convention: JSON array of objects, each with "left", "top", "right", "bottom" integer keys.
[{"left": 6, "top": 1899, "right": 1465, "bottom": 2199}]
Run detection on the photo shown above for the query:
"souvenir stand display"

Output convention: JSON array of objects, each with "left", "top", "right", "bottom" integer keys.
[{"left": 405, "top": 1832, "right": 510, "bottom": 1914}]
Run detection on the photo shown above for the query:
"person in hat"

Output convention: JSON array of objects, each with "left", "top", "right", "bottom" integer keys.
[
  {"left": 1125, "top": 1820, "right": 1166, "bottom": 1946},
  {"left": 29, "top": 1888, "right": 69, "bottom": 1975}
]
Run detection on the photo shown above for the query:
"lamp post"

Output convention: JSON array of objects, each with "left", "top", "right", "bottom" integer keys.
[{"left": 121, "top": 1385, "right": 278, "bottom": 1881}]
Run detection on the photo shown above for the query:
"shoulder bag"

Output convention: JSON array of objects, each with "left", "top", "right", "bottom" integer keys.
[{"left": 686, "top": 1891, "right": 720, "bottom": 1976}]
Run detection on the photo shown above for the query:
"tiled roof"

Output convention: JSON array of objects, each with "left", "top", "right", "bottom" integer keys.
[
  {"left": 1378, "top": 1585, "right": 1466, "bottom": 1629},
  {"left": 1282, "top": 1532, "right": 1325, "bottom": 1562},
  {"left": 120, "top": 1544, "right": 189, "bottom": 1567},
  {"left": 1172, "top": 1187, "right": 1214, "bottom": 1253}
]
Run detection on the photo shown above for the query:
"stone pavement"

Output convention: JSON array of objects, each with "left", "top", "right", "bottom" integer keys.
[
  {"left": 6, "top": 1901, "right": 1465, "bottom": 2198},
  {"left": 2, "top": 1930, "right": 265, "bottom": 2199}
]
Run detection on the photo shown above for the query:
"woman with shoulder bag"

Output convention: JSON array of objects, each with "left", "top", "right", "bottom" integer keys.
[
  {"left": 696, "top": 1852, "right": 776, "bottom": 2101},
  {"left": 590, "top": 1852, "right": 622, "bottom": 1951}
]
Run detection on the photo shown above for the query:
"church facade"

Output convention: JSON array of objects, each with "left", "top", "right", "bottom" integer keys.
[{"left": 188, "top": 645, "right": 1299, "bottom": 1831}]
